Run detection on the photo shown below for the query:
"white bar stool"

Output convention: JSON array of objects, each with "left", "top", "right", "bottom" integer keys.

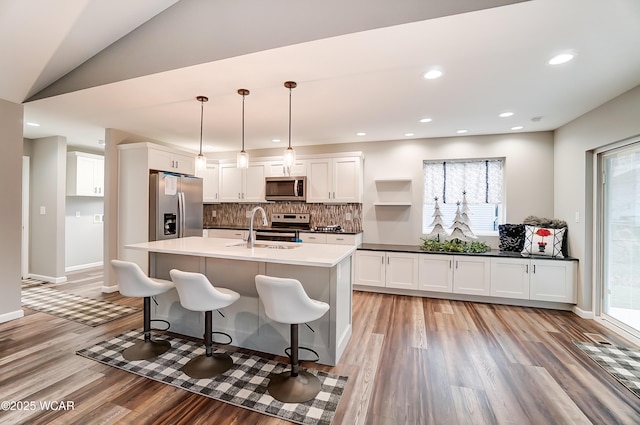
[
  {"left": 111, "top": 259, "right": 175, "bottom": 361},
  {"left": 255, "top": 274, "right": 330, "bottom": 403},
  {"left": 169, "top": 269, "right": 240, "bottom": 379}
]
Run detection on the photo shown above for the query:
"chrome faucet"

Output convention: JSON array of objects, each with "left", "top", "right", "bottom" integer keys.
[{"left": 247, "top": 206, "right": 268, "bottom": 248}]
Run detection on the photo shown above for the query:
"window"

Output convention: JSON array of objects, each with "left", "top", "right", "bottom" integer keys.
[{"left": 423, "top": 159, "right": 504, "bottom": 234}]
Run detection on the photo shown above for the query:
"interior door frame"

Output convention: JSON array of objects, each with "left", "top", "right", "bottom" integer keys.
[{"left": 22, "top": 156, "right": 30, "bottom": 279}]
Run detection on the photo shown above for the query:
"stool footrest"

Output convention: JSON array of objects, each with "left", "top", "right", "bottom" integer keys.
[
  {"left": 285, "top": 345, "right": 320, "bottom": 364},
  {"left": 211, "top": 331, "right": 233, "bottom": 346},
  {"left": 150, "top": 319, "right": 171, "bottom": 332}
]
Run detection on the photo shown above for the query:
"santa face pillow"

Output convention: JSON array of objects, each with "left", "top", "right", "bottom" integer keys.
[{"left": 521, "top": 225, "right": 566, "bottom": 258}]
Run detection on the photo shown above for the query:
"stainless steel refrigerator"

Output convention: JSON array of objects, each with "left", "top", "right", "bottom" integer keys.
[{"left": 149, "top": 172, "right": 203, "bottom": 241}]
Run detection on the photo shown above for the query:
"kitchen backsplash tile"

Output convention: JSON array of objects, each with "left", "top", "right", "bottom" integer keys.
[{"left": 203, "top": 202, "right": 362, "bottom": 232}]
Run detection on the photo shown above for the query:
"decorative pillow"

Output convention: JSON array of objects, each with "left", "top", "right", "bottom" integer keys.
[
  {"left": 498, "top": 224, "right": 525, "bottom": 252},
  {"left": 521, "top": 225, "right": 567, "bottom": 258}
]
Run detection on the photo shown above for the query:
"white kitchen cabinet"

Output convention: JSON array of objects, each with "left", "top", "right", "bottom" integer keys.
[
  {"left": 201, "top": 160, "right": 220, "bottom": 203},
  {"left": 268, "top": 160, "right": 307, "bottom": 177},
  {"left": 66, "top": 151, "right": 104, "bottom": 196},
  {"left": 490, "top": 257, "right": 531, "bottom": 299},
  {"left": 529, "top": 259, "right": 576, "bottom": 303},
  {"left": 219, "top": 162, "right": 266, "bottom": 202},
  {"left": 298, "top": 232, "right": 362, "bottom": 246},
  {"left": 386, "top": 252, "right": 419, "bottom": 290},
  {"left": 418, "top": 254, "right": 453, "bottom": 293},
  {"left": 490, "top": 257, "right": 576, "bottom": 303},
  {"left": 354, "top": 251, "right": 386, "bottom": 287},
  {"left": 148, "top": 147, "right": 195, "bottom": 175},
  {"left": 307, "top": 156, "right": 363, "bottom": 203},
  {"left": 452, "top": 256, "right": 491, "bottom": 296},
  {"left": 354, "top": 250, "right": 418, "bottom": 289}
]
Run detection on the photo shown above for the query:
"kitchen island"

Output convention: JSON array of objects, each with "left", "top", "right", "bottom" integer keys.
[{"left": 125, "top": 236, "right": 355, "bottom": 366}]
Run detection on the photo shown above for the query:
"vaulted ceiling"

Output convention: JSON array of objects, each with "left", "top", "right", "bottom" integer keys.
[{"left": 4, "top": 0, "right": 640, "bottom": 153}]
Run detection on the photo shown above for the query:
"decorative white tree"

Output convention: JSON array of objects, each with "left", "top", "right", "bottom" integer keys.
[
  {"left": 459, "top": 191, "right": 477, "bottom": 239},
  {"left": 425, "top": 197, "right": 448, "bottom": 241},
  {"left": 447, "top": 198, "right": 476, "bottom": 241}
]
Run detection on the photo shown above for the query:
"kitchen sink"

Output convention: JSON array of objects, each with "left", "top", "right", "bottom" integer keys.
[{"left": 226, "top": 242, "right": 300, "bottom": 250}]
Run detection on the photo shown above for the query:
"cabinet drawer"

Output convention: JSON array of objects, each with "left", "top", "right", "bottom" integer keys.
[
  {"left": 299, "top": 233, "right": 327, "bottom": 244},
  {"left": 326, "top": 234, "right": 357, "bottom": 245}
]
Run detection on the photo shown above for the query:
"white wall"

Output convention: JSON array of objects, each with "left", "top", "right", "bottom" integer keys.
[
  {"left": 30, "top": 136, "right": 67, "bottom": 282},
  {"left": 555, "top": 84, "right": 640, "bottom": 312},
  {"left": 0, "top": 98, "right": 23, "bottom": 322},
  {"left": 65, "top": 197, "right": 104, "bottom": 270}
]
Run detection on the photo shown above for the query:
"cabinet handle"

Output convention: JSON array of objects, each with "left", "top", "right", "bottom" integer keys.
[
  {"left": 336, "top": 238, "right": 344, "bottom": 241},
  {"left": 381, "top": 256, "right": 384, "bottom": 264},
  {"left": 328, "top": 192, "right": 331, "bottom": 199},
  {"left": 455, "top": 260, "right": 458, "bottom": 269},
  {"left": 449, "top": 260, "right": 452, "bottom": 268},
  {"left": 387, "top": 257, "right": 390, "bottom": 265},
  {"left": 238, "top": 192, "right": 241, "bottom": 199},
  {"left": 175, "top": 160, "right": 179, "bottom": 168},
  {"left": 171, "top": 160, "right": 175, "bottom": 168},
  {"left": 533, "top": 265, "right": 536, "bottom": 274},
  {"left": 333, "top": 191, "right": 336, "bottom": 199},
  {"left": 525, "top": 264, "right": 529, "bottom": 273},
  {"left": 309, "top": 236, "right": 316, "bottom": 240}
]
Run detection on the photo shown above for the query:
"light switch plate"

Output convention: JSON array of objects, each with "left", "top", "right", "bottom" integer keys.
[{"left": 39, "top": 206, "right": 46, "bottom": 215}]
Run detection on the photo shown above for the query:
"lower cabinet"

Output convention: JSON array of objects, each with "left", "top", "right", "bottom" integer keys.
[
  {"left": 354, "top": 251, "right": 418, "bottom": 289},
  {"left": 356, "top": 249, "right": 577, "bottom": 305},
  {"left": 452, "top": 256, "right": 491, "bottom": 296},
  {"left": 490, "top": 257, "right": 576, "bottom": 303}
]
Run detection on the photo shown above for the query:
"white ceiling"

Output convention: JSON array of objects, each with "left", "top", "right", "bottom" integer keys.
[{"left": 6, "top": 0, "right": 640, "bottom": 154}]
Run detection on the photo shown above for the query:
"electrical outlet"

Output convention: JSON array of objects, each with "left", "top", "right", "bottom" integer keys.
[
  {"left": 345, "top": 212, "right": 352, "bottom": 221},
  {"left": 75, "top": 211, "right": 81, "bottom": 218},
  {"left": 39, "top": 206, "right": 46, "bottom": 215},
  {"left": 246, "top": 210, "right": 252, "bottom": 218},
  {"left": 211, "top": 210, "right": 217, "bottom": 218}
]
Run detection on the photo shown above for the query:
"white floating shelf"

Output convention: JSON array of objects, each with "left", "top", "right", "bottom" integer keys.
[
  {"left": 374, "top": 178, "right": 412, "bottom": 183},
  {"left": 373, "top": 202, "right": 412, "bottom": 206}
]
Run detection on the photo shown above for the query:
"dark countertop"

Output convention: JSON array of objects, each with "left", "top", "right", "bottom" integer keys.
[
  {"left": 204, "top": 225, "right": 361, "bottom": 235},
  {"left": 358, "top": 243, "right": 578, "bottom": 261}
]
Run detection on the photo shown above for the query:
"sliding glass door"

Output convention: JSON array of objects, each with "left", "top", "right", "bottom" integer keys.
[{"left": 601, "top": 141, "right": 640, "bottom": 333}]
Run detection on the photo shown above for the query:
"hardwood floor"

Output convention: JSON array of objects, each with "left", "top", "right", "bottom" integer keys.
[{"left": 2, "top": 267, "right": 640, "bottom": 424}]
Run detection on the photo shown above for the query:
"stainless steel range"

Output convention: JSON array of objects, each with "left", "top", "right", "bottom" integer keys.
[{"left": 255, "top": 213, "right": 311, "bottom": 242}]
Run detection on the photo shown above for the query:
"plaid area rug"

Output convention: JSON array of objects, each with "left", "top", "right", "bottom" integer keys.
[
  {"left": 77, "top": 330, "right": 347, "bottom": 425},
  {"left": 574, "top": 340, "right": 640, "bottom": 398},
  {"left": 21, "top": 281, "right": 139, "bottom": 327}
]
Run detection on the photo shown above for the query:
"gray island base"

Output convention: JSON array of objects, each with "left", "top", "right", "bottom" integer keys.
[{"left": 125, "top": 237, "right": 355, "bottom": 366}]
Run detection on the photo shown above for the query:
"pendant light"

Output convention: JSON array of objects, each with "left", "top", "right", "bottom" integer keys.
[
  {"left": 236, "top": 88, "right": 250, "bottom": 169},
  {"left": 283, "top": 81, "right": 297, "bottom": 175},
  {"left": 195, "top": 95, "right": 208, "bottom": 172}
]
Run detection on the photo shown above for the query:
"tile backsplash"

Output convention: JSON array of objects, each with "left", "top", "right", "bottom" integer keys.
[{"left": 203, "top": 202, "right": 362, "bottom": 232}]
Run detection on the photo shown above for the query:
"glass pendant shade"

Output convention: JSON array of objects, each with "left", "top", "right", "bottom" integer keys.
[
  {"left": 195, "top": 153, "right": 207, "bottom": 171},
  {"left": 283, "top": 146, "right": 296, "bottom": 170},
  {"left": 237, "top": 150, "right": 249, "bottom": 169}
]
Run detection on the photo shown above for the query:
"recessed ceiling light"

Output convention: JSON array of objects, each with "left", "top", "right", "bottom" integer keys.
[
  {"left": 423, "top": 69, "right": 443, "bottom": 80},
  {"left": 26, "top": 122, "right": 40, "bottom": 127},
  {"left": 456, "top": 130, "right": 468, "bottom": 134},
  {"left": 511, "top": 126, "right": 524, "bottom": 131},
  {"left": 356, "top": 132, "right": 366, "bottom": 136},
  {"left": 499, "top": 112, "right": 514, "bottom": 118},
  {"left": 404, "top": 132, "right": 415, "bottom": 137},
  {"left": 271, "top": 138, "right": 281, "bottom": 143},
  {"left": 548, "top": 52, "right": 575, "bottom": 65},
  {"left": 419, "top": 118, "right": 432, "bottom": 123}
]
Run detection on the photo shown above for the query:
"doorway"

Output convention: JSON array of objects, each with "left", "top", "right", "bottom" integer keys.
[{"left": 599, "top": 139, "right": 640, "bottom": 335}]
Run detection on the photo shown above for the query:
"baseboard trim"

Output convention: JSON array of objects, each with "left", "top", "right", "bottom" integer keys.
[
  {"left": 102, "top": 285, "right": 119, "bottom": 294},
  {"left": 28, "top": 273, "right": 67, "bottom": 284},
  {"left": 65, "top": 261, "right": 103, "bottom": 273},
  {"left": 572, "top": 306, "right": 594, "bottom": 319},
  {"left": 0, "top": 309, "right": 24, "bottom": 324}
]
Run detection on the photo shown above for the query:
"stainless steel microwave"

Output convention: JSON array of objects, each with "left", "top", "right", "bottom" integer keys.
[{"left": 265, "top": 177, "right": 306, "bottom": 201}]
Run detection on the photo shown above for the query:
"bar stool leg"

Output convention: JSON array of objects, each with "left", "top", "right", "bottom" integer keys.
[
  {"left": 267, "top": 323, "right": 322, "bottom": 403},
  {"left": 123, "top": 296, "right": 171, "bottom": 361},
  {"left": 181, "top": 311, "right": 233, "bottom": 379}
]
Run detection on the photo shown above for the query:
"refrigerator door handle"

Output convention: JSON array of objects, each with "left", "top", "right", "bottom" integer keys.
[{"left": 178, "top": 191, "right": 185, "bottom": 238}]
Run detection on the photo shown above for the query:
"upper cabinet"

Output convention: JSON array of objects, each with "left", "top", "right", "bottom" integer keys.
[
  {"left": 201, "top": 160, "right": 220, "bottom": 203},
  {"left": 307, "top": 156, "right": 363, "bottom": 203},
  {"left": 147, "top": 147, "right": 195, "bottom": 176},
  {"left": 66, "top": 151, "right": 104, "bottom": 197},
  {"left": 219, "top": 162, "right": 266, "bottom": 202},
  {"left": 267, "top": 159, "right": 307, "bottom": 177}
]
